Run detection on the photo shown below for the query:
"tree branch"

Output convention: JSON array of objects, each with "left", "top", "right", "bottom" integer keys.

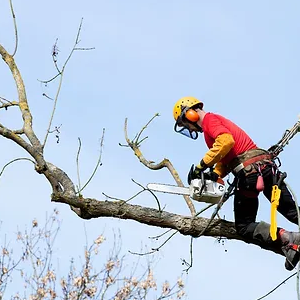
[
  {"left": 0, "top": 44, "right": 42, "bottom": 151},
  {"left": 51, "top": 194, "right": 284, "bottom": 257},
  {"left": 0, "top": 97, "right": 18, "bottom": 110},
  {"left": 9, "top": 0, "right": 18, "bottom": 57},
  {"left": 124, "top": 117, "right": 196, "bottom": 216}
]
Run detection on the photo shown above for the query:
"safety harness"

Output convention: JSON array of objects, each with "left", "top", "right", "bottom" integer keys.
[
  {"left": 229, "top": 148, "right": 272, "bottom": 176},
  {"left": 228, "top": 118, "right": 300, "bottom": 242},
  {"left": 199, "top": 118, "right": 300, "bottom": 248}
]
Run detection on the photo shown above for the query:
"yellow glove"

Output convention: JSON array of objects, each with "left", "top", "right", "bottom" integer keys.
[{"left": 196, "top": 159, "right": 208, "bottom": 171}]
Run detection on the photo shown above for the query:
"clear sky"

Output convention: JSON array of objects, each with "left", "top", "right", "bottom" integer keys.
[{"left": 1, "top": 0, "right": 300, "bottom": 299}]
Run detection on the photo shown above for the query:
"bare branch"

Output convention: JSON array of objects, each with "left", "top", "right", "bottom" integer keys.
[
  {"left": 73, "top": 47, "right": 95, "bottom": 51},
  {"left": 0, "top": 44, "right": 42, "bottom": 151},
  {"left": 181, "top": 237, "right": 194, "bottom": 273},
  {"left": 124, "top": 116, "right": 196, "bottom": 216},
  {"left": 77, "top": 129, "right": 105, "bottom": 194},
  {"left": 76, "top": 137, "right": 82, "bottom": 193},
  {"left": 131, "top": 178, "right": 162, "bottom": 212},
  {"left": 42, "top": 93, "right": 54, "bottom": 101},
  {"left": 39, "top": 72, "right": 61, "bottom": 85},
  {"left": 256, "top": 272, "right": 297, "bottom": 300},
  {"left": 9, "top": 0, "right": 18, "bottom": 57},
  {"left": 149, "top": 229, "right": 174, "bottom": 240},
  {"left": 0, "top": 157, "right": 35, "bottom": 178},
  {"left": 129, "top": 230, "right": 178, "bottom": 256},
  {"left": 42, "top": 70, "right": 64, "bottom": 148},
  {"left": 103, "top": 178, "right": 163, "bottom": 213},
  {"left": 52, "top": 38, "right": 61, "bottom": 73},
  {"left": 102, "top": 189, "right": 146, "bottom": 202},
  {"left": 47, "top": 124, "right": 61, "bottom": 143},
  {"left": 194, "top": 203, "right": 215, "bottom": 217},
  {"left": 135, "top": 113, "right": 159, "bottom": 145},
  {"left": 51, "top": 194, "right": 285, "bottom": 257},
  {"left": 12, "top": 128, "right": 24, "bottom": 135},
  {"left": 42, "top": 19, "right": 94, "bottom": 149},
  {"left": 0, "top": 99, "right": 18, "bottom": 110}
]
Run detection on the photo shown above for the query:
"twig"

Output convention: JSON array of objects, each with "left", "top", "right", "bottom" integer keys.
[
  {"left": 256, "top": 272, "right": 297, "bottom": 300},
  {"left": 74, "top": 47, "right": 95, "bottom": 51},
  {"left": 0, "top": 158, "right": 35, "bottom": 177},
  {"left": 135, "top": 113, "right": 159, "bottom": 144},
  {"left": 42, "top": 18, "right": 94, "bottom": 149},
  {"left": 0, "top": 97, "right": 18, "bottom": 110},
  {"left": 52, "top": 38, "right": 61, "bottom": 73},
  {"left": 0, "top": 101, "right": 18, "bottom": 110},
  {"left": 194, "top": 203, "right": 215, "bottom": 217},
  {"left": 9, "top": 0, "right": 18, "bottom": 57},
  {"left": 42, "top": 93, "right": 54, "bottom": 101},
  {"left": 76, "top": 137, "right": 82, "bottom": 193},
  {"left": 42, "top": 69, "right": 64, "bottom": 148},
  {"left": 131, "top": 178, "right": 162, "bottom": 212},
  {"left": 148, "top": 229, "right": 174, "bottom": 240},
  {"left": 181, "top": 237, "right": 194, "bottom": 272},
  {"left": 12, "top": 128, "right": 24, "bottom": 134},
  {"left": 0, "top": 97, "right": 17, "bottom": 104},
  {"left": 129, "top": 230, "right": 178, "bottom": 256},
  {"left": 77, "top": 129, "right": 105, "bottom": 194},
  {"left": 39, "top": 73, "right": 61, "bottom": 85},
  {"left": 102, "top": 190, "right": 146, "bottom": 202}
]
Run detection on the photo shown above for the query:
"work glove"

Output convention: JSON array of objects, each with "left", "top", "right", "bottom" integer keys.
[
  {"left": 187, "top": 164, "right": 206, "bottom": 184},
  {"left": 188, "top": 165, "right": 219, "bottom": 185},
  {"left": 203, "top": 170, "right": 219, "bottom": 182},
  {"left": 196, "top": 159, "right": 208, "bottom": 172},
  {"left": 188, "top": 159, "right": 209, "bottom": 183}
]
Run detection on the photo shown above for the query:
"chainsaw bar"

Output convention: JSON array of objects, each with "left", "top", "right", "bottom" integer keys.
[
  {"left": 147, "top": 179, "right": 225, "bottom": 204},
  {"left": 147, "top": 183, "right": 190, "bottom": 195}
]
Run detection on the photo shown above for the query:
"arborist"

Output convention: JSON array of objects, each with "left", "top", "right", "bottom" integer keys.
[{"left": 173, "top": 96, "right": 300, "bottom": 271}]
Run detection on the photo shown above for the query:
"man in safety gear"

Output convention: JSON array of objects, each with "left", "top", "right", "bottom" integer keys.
[{"left": 173, "top": 96, "right": 300, "bottom": 271}]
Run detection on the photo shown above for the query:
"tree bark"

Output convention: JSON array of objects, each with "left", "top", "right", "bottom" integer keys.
[{"left": 52, "top": 193, "right": 284, "bottom": 257}]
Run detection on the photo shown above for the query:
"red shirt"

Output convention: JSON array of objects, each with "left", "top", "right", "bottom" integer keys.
[{"left": 201, "top": 113, "right": 257, "bottom": 164}]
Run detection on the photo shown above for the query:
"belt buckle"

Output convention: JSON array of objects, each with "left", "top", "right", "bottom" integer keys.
[{"left": 233, "top": 163, "right": 244, "bottom": 174}]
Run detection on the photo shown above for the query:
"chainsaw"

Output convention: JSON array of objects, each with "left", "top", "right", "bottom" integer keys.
[{"left": 147, "top": 176, "right": 226, "bottom": 204}]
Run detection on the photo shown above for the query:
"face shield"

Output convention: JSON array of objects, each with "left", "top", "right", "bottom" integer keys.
[
  {"left": 174, "top": 106, "right": 201, "bottom": 140},
  {"left": 174, "top": 123, "right": 199, "bottom": 139}
]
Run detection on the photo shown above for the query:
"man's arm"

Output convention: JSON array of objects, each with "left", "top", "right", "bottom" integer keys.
[{"left": 198, "top": 133, "right": 235, "bottom": 169}]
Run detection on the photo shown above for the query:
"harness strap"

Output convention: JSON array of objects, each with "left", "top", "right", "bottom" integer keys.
[{"left": 232, "top": 154, "right": 272, "bottom": 174}]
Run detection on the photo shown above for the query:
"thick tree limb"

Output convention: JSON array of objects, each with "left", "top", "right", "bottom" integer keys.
[{"left": 52, "top": 194, "right": 283, "bottom": 257}]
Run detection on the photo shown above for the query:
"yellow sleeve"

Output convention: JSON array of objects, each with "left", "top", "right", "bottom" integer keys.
[
  {"left": 202, "top": 133, "right": 235, "bottom": 167},
  {"left": 213, "top": 162, "right": 228, "bottom": 178}
]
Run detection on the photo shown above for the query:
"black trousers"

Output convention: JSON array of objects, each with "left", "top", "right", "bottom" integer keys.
[{"left": 234, "top": 162, "right": 299, "bottom": 240}]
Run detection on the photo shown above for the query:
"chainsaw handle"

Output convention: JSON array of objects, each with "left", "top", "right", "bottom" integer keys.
[{"left": 199, "top": 171, "right": 205, "bottom": 194}]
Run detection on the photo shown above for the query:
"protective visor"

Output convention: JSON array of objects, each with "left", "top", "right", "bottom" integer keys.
[
  {"left": 174, "top": 124, "right": 199, "bottom": 139},
  {"left": 174, "top": 107, "right": 199, "bottom": 140}
]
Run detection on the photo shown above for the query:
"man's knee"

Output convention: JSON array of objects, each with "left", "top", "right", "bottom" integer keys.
[
  {"left": 235, "top": 221, "right": 259, "bottom": 240},
  {"left": 235, "top": 222, "right": 250, "bottom": 237}
]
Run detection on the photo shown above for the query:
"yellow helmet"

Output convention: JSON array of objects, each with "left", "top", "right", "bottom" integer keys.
[{"left": 173, "top": 96, "right": 203, "bottom": 121}]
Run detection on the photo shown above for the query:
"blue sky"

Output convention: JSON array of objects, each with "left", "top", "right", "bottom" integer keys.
[{"left": 1, "top": 0, "right": 300, "bottom": 299}]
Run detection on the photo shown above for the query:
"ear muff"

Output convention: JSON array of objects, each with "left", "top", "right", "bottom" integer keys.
[{"left": 185, "top": 109, "right": 199, "bottom": 122}]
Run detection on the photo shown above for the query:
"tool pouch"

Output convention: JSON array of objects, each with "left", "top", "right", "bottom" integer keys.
[{"left": 256, "top": 175, "right": 264, "bottom": 192}]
